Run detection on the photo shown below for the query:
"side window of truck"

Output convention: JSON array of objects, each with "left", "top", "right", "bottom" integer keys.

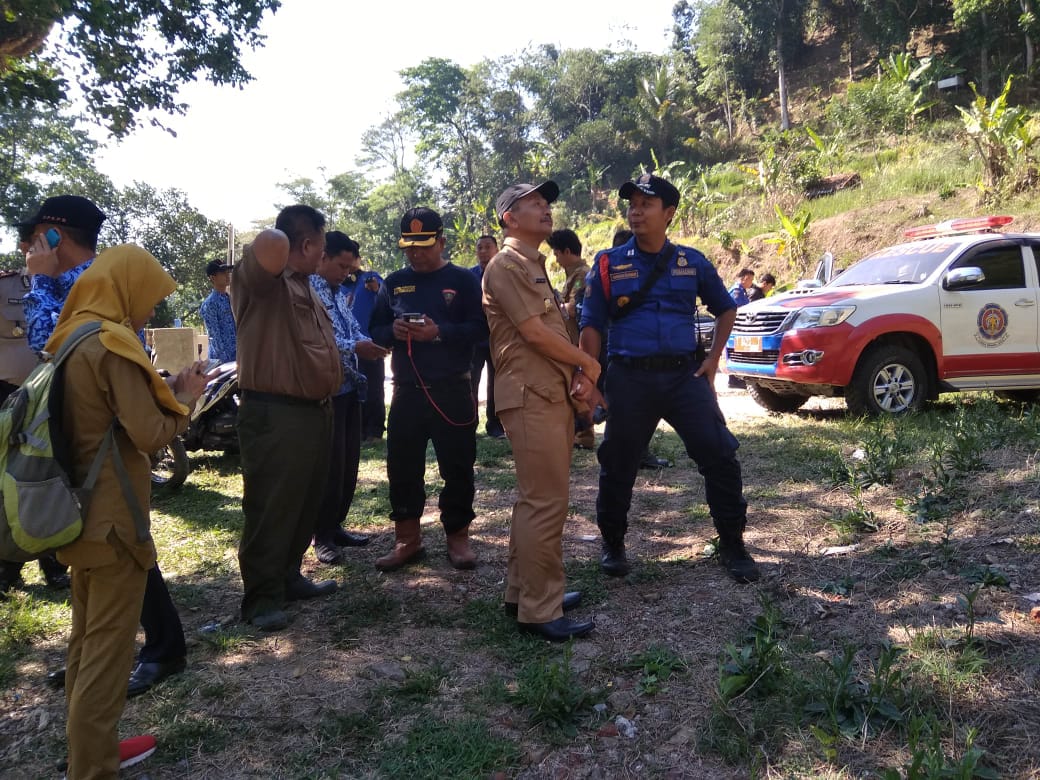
[{"left": 950, "top": 245, "right": 1026, "bottom": 290}]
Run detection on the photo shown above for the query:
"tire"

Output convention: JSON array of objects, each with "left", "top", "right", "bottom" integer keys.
[
  {"left": 746, "top": 381, "right": 810, "bottom": 413},
  {"left": 151, "top": 437, "right": 190, "bottom": 489},
  {"left": 996, "top": 389, "right": 1040, "bottom": 405},
  {"left": 846, "top": 344, "right": 928, "bottom": 416}
]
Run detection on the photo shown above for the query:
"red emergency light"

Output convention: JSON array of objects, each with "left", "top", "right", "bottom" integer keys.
[{"left": 904, "top": 215, "right": 1014, "bottom": 239}]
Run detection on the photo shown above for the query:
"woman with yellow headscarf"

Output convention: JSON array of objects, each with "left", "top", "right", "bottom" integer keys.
[{"left": 46, "top": 244, "right": 209, "bottom": 780}]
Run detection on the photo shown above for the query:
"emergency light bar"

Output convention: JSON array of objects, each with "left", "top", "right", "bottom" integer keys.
[{"left": 904, "top": 215, "right": 1013, "bottom": 239}]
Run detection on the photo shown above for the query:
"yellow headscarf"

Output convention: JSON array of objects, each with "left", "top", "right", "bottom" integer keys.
[{"left": 44, "top": 243, "right": 187, "bottom": 416}]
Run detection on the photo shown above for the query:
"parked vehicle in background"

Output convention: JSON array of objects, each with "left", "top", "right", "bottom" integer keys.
[
  {"left": 151, "top": 361, "right": 239, "bottom": 488},
  {"left": 725, "top": 217, "right": 1040, "bottom": 415}
]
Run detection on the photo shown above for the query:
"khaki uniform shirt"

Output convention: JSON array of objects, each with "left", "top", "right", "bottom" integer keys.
[
  {"left": 561, "top": 261, "right": 590, "bottom": 343},
  {"left": 58, "top": 335, "right": 190, "bottom": 570},
  {"left": 482, "top": 237, "right": 575, "bottom": 412},
  {"left": 231, "top": 244, "right": 341, "bottom": 400}
]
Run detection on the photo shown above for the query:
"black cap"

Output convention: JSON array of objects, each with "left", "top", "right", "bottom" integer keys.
[
  {"left": 618, "top": 174, "right": 681, "bottom": 209},
  {"left": 495, "top": 181, "right": 560, "bottom": 223},
  {"left": 15, "top": 195, "right": 107, "bottom": 235},
  {"left": 398, "top": 207, "right": 444, "bottom": 248},
  {"left": 206, "top": 260, "right": 232, "bottom": 276}
]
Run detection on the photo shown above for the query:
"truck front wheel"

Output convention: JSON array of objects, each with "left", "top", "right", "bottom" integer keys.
[
  {"left": 846, "top": 345, "right": 928, "bottom": 416},
  {"left": 746, "top": 381, "right": 810, "bottom": 413}
]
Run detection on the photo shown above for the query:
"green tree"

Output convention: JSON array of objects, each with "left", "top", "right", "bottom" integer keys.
[{"left": 0, "top": 0, "right": 281, "bottom": 137}]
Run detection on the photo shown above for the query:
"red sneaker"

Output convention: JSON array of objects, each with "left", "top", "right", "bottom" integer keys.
[{"left": 119, "top": 735, "right": 157, "bottom": 768}]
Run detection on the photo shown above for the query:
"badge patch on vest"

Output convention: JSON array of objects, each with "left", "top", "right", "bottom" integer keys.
[
  {"left": 613, "top": 264, "right": 633, "bottom": 271},
  {"left": 442, "top": 288, "right": 456, "bottom": 305},
  {"left": 393, "top": 285, "right": 416, "bottom": 295},
  {"left": 671, "top": 268, "right": 698, "bottom": 276},
  {"left": 610, "top": 270, "right": 639, "bottom": 281}
]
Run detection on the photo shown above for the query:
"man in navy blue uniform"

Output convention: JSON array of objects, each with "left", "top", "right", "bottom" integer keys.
[
  {"left": 369, "top": 208, "right": 487, "bottom": 571},
  {"left": 578, "top": 174, "right": 760, "bottom": 583},
  {"left": 339, "top": 241, "right": 387, "bottom": 442}
]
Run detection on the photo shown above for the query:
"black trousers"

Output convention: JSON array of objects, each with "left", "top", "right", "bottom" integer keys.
[
  {"left": 314, "top": 391, "right": 362, "bottom": 543},
  {"left": 138, "top": 564, "right": 186, "bottom": 663},
  {"left": 386, "top": 380, "right": 477, "bottom": 533},
  {"left": 358, "top": 357, "right": 386, "bottom": 439},
  {"left": 596, "top": 361, "right": 747, "bottom": 544},
  {"left": 470, "top": 344, "right": 501, "bottom": 434}
]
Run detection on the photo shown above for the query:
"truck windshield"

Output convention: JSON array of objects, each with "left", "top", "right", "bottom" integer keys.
[{"left": 829, "top": 241, "right": 960, "bottom": 287}]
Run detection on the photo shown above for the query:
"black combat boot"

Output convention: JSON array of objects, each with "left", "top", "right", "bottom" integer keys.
[
  {"left": 717, "top": 537, "right": 760, "bottom": 583},
  {"left": 600, "top": 539, "right": 631, "bottom": 577}
]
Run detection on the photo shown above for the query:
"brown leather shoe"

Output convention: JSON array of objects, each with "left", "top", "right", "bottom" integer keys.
[
  {"left": 445, "top": 526, "right": 476, "bottom": 570},
  {"left": 374, "top": 518, "right": 425, "bottom": 572}
]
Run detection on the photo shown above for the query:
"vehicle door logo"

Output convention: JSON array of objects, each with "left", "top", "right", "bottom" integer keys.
[{"left": 975, "top": 303, "right": 1009, "bottom": 347}]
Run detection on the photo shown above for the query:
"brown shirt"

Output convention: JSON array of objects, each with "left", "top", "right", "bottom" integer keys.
[
  {"left": 57, "top": 335, "right": 190, "bottom": 570},
  {"left": 482, "top": 237, "right": 575, "bottom": 412},
  {"left": 231, "top": 244, "right": 341, "bottom": 400}
]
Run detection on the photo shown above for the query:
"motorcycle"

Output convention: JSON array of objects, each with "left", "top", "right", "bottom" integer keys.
[{"left": 151, "top": 361, "right": 239, "bottom": 489}]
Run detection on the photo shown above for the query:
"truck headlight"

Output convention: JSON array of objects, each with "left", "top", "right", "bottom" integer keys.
[{"left": 791, "top": 305, "right": 856, "bottom": 329}]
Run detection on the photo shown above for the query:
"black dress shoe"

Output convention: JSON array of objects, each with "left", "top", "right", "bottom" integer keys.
[
  {"left": 313, "top": 541, "right": 343, "bottom": 565},
  {"left": 600, "top": 541, "right": 631, "bottom": 577},
  {"left": 285, "top": 575, "right": 337, "bottom": 601},
  {"left": 333, "top": 528, "right": 370, "bottom": 547},
  {"left": 518, "top": 616, "right": 595, "bottom": 642},
  {"left": 639, "top": 453, "right": 671, "bottom": 469},
  {"left": 504, "top": 591, "right": 581, "bottom": 617},
  {"left": 126, "top": 658, "right": 186, "bottom": 698},
  {"left": 46, "top": 668, "right": 66, "bottom": 689}
]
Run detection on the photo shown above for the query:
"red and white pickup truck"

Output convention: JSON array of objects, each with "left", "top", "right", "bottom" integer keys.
[{"left": 724, "top": 217, "right": 1040, "bottom": 415}]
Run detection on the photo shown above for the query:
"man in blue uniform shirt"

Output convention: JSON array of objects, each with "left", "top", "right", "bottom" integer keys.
[
  {"left": 339, "top": 241, "right": 387, "bottom": 442},
  {"left": 369, "top": 207, "right": 487, "bottom": 572},
  {"left": 199, "top": 260, "right": 237, "bottom": 363},
  {"left": 578, "top": 174, "right": 760, "bottom": 583}
]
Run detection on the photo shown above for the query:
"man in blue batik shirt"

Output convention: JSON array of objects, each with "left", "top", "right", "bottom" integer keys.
[
  {"left": 578, "top": 174, "right": 760, "bottom": 585},
  {"left": 309, "top": 231, "right": 389, "bottom": 563},
  {"left": 199, "top": 260, "right": 237, "bottom": 363},
  {"left": 20, "top": 195, "right": 106, "bottom": 356}
]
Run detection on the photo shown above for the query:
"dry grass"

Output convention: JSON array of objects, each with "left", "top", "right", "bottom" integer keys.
[{"left": 3, "top": 381, "right": 1040, "bottom": 779}]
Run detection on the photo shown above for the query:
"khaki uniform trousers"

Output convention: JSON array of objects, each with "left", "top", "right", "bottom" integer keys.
[
  {"left": 499, "top": 392, "right": 574, "bottom": 623},
  {"left": 66, "top": 536, "right": 149, "bottom": 780}
]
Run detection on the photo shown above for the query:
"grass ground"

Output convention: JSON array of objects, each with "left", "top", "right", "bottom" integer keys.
[{"left": 3, "top": 382, "right": 1040, "bottom": 779}]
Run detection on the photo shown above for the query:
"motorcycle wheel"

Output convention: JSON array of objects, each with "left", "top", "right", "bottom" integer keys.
[{"left": 151, "top": 437, "right": 190, "bottom": 489}]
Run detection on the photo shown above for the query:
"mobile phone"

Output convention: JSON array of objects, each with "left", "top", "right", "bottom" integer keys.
[
  {"left": 44, "top": 228, "right": 60, "bottom": 249},
  {"left": 402, "top": 312, "right": 424, "bottom": 323}
]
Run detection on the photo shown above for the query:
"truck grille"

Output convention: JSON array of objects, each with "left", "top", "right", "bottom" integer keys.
[
  {"left": 733, "top": 310, "right": 789, "bottom": 335},
  {"left": 728, "top": 350, "right": 780, "bottom": 365}
]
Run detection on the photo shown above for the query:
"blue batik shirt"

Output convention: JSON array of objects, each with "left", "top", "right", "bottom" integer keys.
[
  {"left": 24, "top": 258, "right": 94, "bottom": 355},
  {"left": 310, "top": 275, "right": 368, "bottom": 397},
  {"left": 199, "top": 289, "right": 237, "bottom": 362}
]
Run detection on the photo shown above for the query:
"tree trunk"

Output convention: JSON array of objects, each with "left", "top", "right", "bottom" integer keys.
[
  {"left": 1022, "top": 0, "right": 1036, "bottom": 72},
  {"left": 777, "top": 26, "right": 791, "bottom": 130}
]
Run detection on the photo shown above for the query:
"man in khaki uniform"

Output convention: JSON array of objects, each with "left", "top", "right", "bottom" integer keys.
[
  {"left": 482, "top": 181, "right": 604, "bottom": 642},
  {"left": 547, "top": 228, "right": 594, "bottom": 449},
  {"left": 232, "top": 205, "right": 342, "bottom": 632}
]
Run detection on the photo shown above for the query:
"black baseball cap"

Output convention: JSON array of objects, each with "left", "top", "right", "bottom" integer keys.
[
  {"left": 15, "top": 195, "right": 107, "bottom": 235},
  {"left": 398, "top": 207, "right": 444, "bottom": 248},
  {"left": 495, "top": 181, "right": 559, "bottom": 223},
  {"left": 618, "top": 174, "right": 681, "bottom": 209},
  {"left": 205, "top": 260, "right": 232, "bottom": 276}
]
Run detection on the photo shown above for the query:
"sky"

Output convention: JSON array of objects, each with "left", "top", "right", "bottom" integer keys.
[{"left": 90, "top": 0, "right": 679, "bottom": 230}]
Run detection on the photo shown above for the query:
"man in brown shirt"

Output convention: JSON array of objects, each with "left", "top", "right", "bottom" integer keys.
[
  {"left": 482, "top": 181, "right": 604, "bottom": 642},
  {"left": 232, "top": 204, "right": 342, "bottom": 632}
]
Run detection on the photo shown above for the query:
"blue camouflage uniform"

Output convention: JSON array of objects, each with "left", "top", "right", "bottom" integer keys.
[
  {"left": 579, "top": 236, "right": 748, "bottom": 546},
  {"left": 199, "top": 289, "right": 237, "bottom": 363},
  {"left": 24, "top": 259, "right": 93, "bottom": 355}
]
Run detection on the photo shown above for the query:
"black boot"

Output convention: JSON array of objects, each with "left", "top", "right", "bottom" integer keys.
[
  {"left": 600, "top": 540, "right": 631, "bottom": 577},
  {"left": 717, "top": 538, "right": 760, "bottom": 583}
]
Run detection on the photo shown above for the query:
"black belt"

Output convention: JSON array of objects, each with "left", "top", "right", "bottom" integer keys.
[
  {"left": 395, "top": 372, "right": 471, "bottom": 390},
  {"left": 612, "top": 354, "right": 696, "bottom": 371},
  {"left": 241, "top": 390, "right": 330, "bottom": 408}
]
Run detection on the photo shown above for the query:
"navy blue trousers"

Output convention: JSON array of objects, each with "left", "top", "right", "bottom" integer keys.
[{"left": 596, "top": 361, "right": 747, "bottom": 544}]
